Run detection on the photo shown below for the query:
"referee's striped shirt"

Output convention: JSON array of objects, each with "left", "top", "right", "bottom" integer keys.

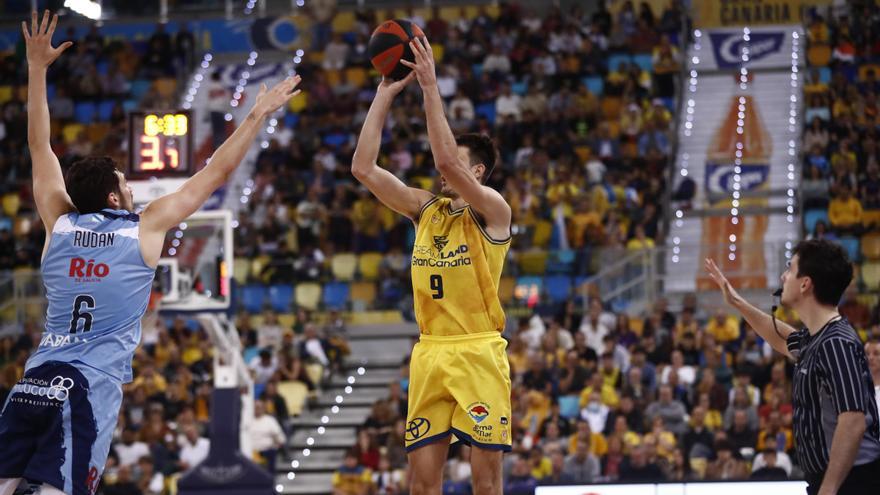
[{"left": 786, "top": 317, "right": 880, "bottom": 475}]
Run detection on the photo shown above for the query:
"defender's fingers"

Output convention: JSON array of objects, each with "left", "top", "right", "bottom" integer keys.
[
  {"left": 48, "top": 13, "right": 59, "bottom": 37},
  {"left": 22, "top": 21, "right": 30, "bottom": 40},
  {"left": 39, "top": 9, "right": 50, "bottom": 35},
  {"left": 31, "top": 11, "right": 38, "bottom": 37}
]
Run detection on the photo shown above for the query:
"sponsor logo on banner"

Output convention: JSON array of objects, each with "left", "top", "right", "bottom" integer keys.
[
  {"left": 709, "top": 31, "right": 785, "bottom": 69},
  {"left": 695, "top": 0, "right": 829, "bottom": 28},
  {"left": 705, "top": 163, "right": 770, "bottom": 195}
]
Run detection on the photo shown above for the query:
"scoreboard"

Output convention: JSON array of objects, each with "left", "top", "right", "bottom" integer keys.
[{"left": 128, "top": 111, "right": 193, "bottom": 178}]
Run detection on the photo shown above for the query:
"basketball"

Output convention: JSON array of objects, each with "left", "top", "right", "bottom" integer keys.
[{"left": 368, "top": 19, "right": 426, "bottom": 80}]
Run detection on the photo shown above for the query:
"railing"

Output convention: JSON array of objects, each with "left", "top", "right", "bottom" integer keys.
[{"left": 580, "top": 241, "right": 792, "bottom": 313}]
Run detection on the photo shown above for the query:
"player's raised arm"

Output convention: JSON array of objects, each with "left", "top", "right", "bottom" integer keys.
[
  {"left": 139, "top": 75, "right": 302, "bottom": 265},
  {"left": 23, "top": 10, "right": 75, "bottom": 234},
  {"left": 351, "top": 73, "right": 433, "bottom": 220},
  {"left": 402, "top": 37, "right": 511, "bottom": 238}
]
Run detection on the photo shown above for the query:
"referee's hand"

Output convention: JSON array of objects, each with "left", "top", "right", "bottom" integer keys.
[{"left": 704, "top": 258, "right": 745, "bottom": 308}]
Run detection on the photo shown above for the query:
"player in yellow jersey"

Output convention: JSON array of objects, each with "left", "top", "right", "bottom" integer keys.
[{"left": 352, "top": 37, "right": 511, "bottom": 495}]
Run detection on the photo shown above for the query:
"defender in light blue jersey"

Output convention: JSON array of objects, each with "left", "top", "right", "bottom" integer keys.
[{"left": 0, "top": 11, "right": 303, "bottom": 495}]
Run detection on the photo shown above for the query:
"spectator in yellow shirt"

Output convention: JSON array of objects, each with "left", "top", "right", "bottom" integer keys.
[
  {"left": 332, "top": 451, "right": 374, "bottom": 495},
  {"left": 568, "top": 419, "right": 608, "bottom": 457},
  {"left": 131, "top": 363, "right": 167, "bottom": 398},
  {"left": 625, "top": 224, "right": 655, "bottom": 251},
  {"left": 705, "top": 309, "right": 740, "bottom": 344},
  {"left": 580, "top": 372, "right": 620, "bottom": 409},
  {"left": 828, "top": 184, "right": 863, "bottom": 234}
]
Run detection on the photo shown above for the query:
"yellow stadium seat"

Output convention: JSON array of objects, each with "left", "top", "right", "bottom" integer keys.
[
  {"left": 331, "top": 253, "right": 358, "bottom": 281},
  {"left": 154, "top": 78, "right": 178, "bottom": 99},
  {"left": 600, "top": 97, "right": 622, "bottom": 119},
  {"left": 250, "top": 255, "right": 271, "bottom": 282},
  {"left": 308, "top": 51, "right": 324, "bottom": 64},
  {"left": 629, "top": 317, "right": 645, "bottom": 336},
  {"left": 350, "top": 281, "right": 377, "bottom": 310},
  {"left": 232, "top": 257, "right": 250, "bottom": 284},
  {"left": 288, "top": 90, "right": 308, "bottom": 113},
  {"left": 0, "top": 86, "right": 12, "bottom": 104},
  {"left": 807, "top": 44, "right": 832, "bottom": 67},
  {"left": 358, "top": 252, "right": 383, "bottom": 280},
  {"left": 345, "top": 67, "right": 368, "bottom": 87},
  {"left": 498, "top": 276, "right": 516, "bottom": 305},
  {"left": 325, "top": 69, "right": 341, "bottom": 86},
  {"left": 432, "top": 43, "right": 444, "bottom": 63},
  {"left": 62, "top": 123, "right": 85, "bottom": 144},
  {"left": 86, "top": 123, "right": 111, "bottom": 143},
  {"left": 532, "top": 220, "right": 553, "bottom": 248},
  {"left": 519, "top": 250, "right": 548, "bottom": 275},
  {"left": 277, "top": 381, "right": 309, "bottom": 416},
  {"left": 862, "top": 210, "right": 880, "bottom": 229},
  {"left": 331, "top": 11, "right": 356, "bottom": 33},
  {"left": 2, "top": 193, "right": 20, "bottom": 217},
  {"left": 862, "top": 262, "right": 880, "bottom": 291},
  {"left": 859, "top": 64, "right": 880, "bottom": 81},
  {"left": 862, "top": 234, "right": 880, "bottom": 260},
  {"left": 295, "top": 282, "right": 322, "bottom": 310},
  {"left": 305, "top": 363, "right": 323, "bottom": 386},
  {"left": 574, "top": 146, "right": 592, "bottom": 163}
]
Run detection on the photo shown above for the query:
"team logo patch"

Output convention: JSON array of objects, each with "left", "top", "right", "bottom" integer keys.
[
  {"left": 433, "top": 235, "right": 448, "bottom": 252},
  {"left": 467, "top": 402, "right": 490, "bottom": 423},
  {"left": 406, "top": 417, "right": 431, "bottom": 441},
  {"left": 500, "top": 417, "right": 508, "bottom": 425},
  {"left": 431, "top": 213, "right": 442, "bottom": 224}
]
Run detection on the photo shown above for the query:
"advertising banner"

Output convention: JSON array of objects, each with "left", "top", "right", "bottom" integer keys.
[
  {"left": 535, "top": 481, "right": 807, "bottom": 495},
  {"left": 695, "top": 0, "right": 831, "bottom": 28},
  {"left": 695, "top": 25, "right": 802, "bottom": 71}
]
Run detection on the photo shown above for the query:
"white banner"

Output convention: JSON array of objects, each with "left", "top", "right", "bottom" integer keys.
[
  {"left": 692, "top": 25, "right": 804, "bottom": 71},
  {"left": 536, "top": 481, "right": 807, "bottom": 495}
]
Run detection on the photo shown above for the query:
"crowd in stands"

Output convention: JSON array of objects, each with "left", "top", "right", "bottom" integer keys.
[
  {"left": 238, "top": 0, "right": 683, "bottom": 311},
  {"left": 801, "top": 1, "right": 880, "bottom": 283}
]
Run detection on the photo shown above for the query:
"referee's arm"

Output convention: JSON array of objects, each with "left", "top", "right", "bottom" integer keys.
[
  {"left": 705, "top": 259, "right": 796, "bottom": 358},
  {"left": 817, "top": 339, "right": 870, "bottom": 495}
]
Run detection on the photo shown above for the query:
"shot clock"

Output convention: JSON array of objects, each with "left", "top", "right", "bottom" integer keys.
[{"left": 128, "top": 110, "right": 193, "bottom": 178}]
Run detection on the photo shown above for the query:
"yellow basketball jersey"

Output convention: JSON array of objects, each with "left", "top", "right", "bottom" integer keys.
[{"left": 411, "top": 197, "right": 510, "bottom": 336}]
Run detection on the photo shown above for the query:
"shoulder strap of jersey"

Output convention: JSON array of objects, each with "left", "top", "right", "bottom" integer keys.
[{"left": 414, "top": 196, "right": 441, "bottom": 223}]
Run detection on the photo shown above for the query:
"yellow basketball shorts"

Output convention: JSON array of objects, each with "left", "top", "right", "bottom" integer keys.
[{"left": 405, "top": 331, "right": 512, "bottom": 452}]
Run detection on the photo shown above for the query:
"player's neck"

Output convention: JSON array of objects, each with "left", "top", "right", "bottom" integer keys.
[{"left": 450, "top": 197, "right": 468, "bottom": 210}]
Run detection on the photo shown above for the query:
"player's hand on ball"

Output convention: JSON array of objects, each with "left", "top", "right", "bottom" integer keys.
[
  {"left": 399, "top": 37, "right": 437, "bottom": 89},
  {"left": 377, "top": 72, "right": 416, "bottom": 98},
  {"left": 22, "top": 10, "right": 72, "bottom": 70},
  {"left": 704, "top": 258, "right": 745, "bottom": 308},
  {"left": 253, "top": 74, "right": 302, "bottom": 118}
]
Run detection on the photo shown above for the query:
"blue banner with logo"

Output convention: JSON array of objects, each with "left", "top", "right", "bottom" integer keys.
[
  {"left": 695, "top": 25, "right": 802, "bottom": 71},
  {"left": 709, "top": 31, "right": 785, "bottom": 69},
  {"left": 705, "top": 163, "right": 770, "bottom": 196}
]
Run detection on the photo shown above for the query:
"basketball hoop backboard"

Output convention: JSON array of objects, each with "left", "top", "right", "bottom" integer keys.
[{"left": 155, "top": 209, "right": 233, "bottom": 313}]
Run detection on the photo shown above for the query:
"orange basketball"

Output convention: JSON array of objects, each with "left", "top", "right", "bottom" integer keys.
[{"left": 368, "top": 19, "right": 426, "bottom": 80}]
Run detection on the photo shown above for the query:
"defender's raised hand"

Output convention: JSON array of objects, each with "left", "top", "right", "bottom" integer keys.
[
  {"left": 252, "top": 74, "right": 302, "bottom": 119},
  {"left": 399, "top": 37, "right": 437, "bottom": 89},
  {"left": 22, "top": 10, "right": 72, "bottom": 70}
]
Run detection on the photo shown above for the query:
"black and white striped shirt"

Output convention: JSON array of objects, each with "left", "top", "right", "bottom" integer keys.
[{"left": 787, "top": 317, "right": 880, "bottom": 475}]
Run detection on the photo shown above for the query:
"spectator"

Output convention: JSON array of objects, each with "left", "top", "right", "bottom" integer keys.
[
  {"left": 562, "top": 439, "right": 600, "bottom": 483},
  {"left": 178, "top": 424, "right": 210, "bottom": 470},
  {"left": 751, "top": 436, "right": 792, "bottom": 477},
  {"left": 333, "top": 450, "right": 374, "bottom": 495},
  {"left": 115, "top": 427, "right": 151, "bottom": 468},
  {"left": 248, "top": 399, "right": 286, "bottom": 471},
  {"left": 136, "top": 456, "right": 165, "bottom": 495},
  {"left": 645, "top": 384, "right": 688, "bottom": 435},
  {"left": 619, "top": 444, "right": 665, "bottom": 482},
  {"left": 828, "top": 183, "right": 863, "bottom": 234},
  {"left": 705, "top": 440, "right": 748, "bottom": 481},
  {"left": 249, "top": 349, "right": 279, "bottom": 386},
  {"left": 505, "top": 454, "right": 539, "bottom": 495}
]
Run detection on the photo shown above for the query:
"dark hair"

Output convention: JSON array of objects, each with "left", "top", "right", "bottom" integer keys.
[
  {"left": 792, "top": 239, "right": 853, "bottom": 306},
  {"left": 455, "top": 133, "right": 497, "bottom": 183},
  {"left": 65, "top": 157, "right": 121, "bottom": 214}
]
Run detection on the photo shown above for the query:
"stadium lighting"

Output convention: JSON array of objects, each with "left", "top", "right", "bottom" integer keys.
[{"left": 64, "top": 0, "right": 101, "bottom": 20}]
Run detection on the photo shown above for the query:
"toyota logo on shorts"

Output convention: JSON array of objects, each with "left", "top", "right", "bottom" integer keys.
[
  {"left": 47, "top": 376, "right": 74, "bottom": 401},
  {"left": 406, "top": 418, "right": 431, "bottom": 442}
]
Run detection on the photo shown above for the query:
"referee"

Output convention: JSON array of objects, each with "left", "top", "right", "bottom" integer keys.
[{"left": 706, "top": 240, "right": 880, "bottom": 495}]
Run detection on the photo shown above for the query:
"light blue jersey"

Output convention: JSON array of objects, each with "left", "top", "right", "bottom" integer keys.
[{"left": 27, "top": 208, "right": 155, "bottom": 383}]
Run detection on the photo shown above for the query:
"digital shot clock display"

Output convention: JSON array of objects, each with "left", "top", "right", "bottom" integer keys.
[{"left": 128, "top": 111, "right": 193, "bottom": 178}]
